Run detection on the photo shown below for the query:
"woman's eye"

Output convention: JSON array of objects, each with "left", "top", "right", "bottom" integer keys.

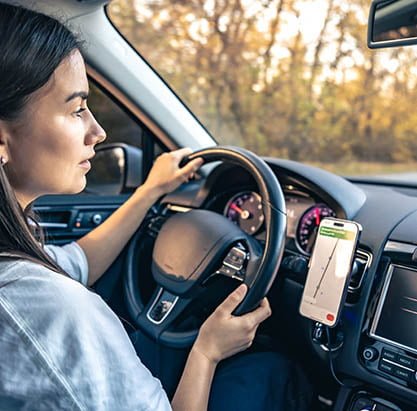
[{"left": 74, "top": 107, "right": 87, "bottom": 118}]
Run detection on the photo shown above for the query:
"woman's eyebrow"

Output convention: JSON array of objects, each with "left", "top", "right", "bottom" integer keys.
[{"left": 65, "top": 91, "right": 88, "bottom": 103}]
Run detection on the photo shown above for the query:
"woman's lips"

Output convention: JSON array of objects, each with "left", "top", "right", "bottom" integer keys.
[{"left": 79, "top": 160, "right": 91, "bottom": 169}]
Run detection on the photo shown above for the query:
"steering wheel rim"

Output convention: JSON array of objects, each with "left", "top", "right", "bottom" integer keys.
[{"left": 124, "top": 146, "right": 287, "bottom": 348}]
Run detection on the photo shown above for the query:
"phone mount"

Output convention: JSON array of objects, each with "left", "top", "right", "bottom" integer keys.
[{"left": 312, "top": 322, "right": 344, "bottom": 352}]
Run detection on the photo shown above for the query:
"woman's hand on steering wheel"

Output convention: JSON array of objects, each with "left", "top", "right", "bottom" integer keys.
[
  {"left": 143, "top": 148, "right": 203, "bottom": 197},
  {"left": 192, "top": 284, "right": 272, "bottom": 365}
]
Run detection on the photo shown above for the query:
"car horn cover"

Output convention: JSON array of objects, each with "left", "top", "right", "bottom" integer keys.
[{"left": 152, "top": 209, "right": 249, "bottom": 296}]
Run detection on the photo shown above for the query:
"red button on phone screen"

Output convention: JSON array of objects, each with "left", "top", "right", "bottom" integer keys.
[{"left": 326, "top": 314, "right": 334, "bottom": 322}]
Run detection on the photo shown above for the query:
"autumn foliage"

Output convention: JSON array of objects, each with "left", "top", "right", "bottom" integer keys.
[{"left": 108, "top": 0, "right": 417, "bottom": 167}]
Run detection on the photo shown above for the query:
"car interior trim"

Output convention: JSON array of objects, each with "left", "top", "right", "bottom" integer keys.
[{"left": 384, "top": 241, "right": 417, "bottom": 254}]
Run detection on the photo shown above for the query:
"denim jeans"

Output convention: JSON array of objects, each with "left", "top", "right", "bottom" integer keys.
[{"left": 208, "top": 351, "right": 312, "bottom": 411}]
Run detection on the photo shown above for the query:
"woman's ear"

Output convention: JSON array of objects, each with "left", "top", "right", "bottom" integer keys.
[{"left": 0, "top": 120, "right": 10, "bottom": 164}]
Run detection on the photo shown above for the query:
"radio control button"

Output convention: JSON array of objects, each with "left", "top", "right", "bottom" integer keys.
[
  {"left": 381, "top": 349, "right": 397, "bottom": 362},
  {"left": 363, "top": 347, "right": 379, "bottom": 362},
  {"left": 397, "top": 354, "right": 414, "bottom": 368},
  {"left": 393, "top": 367, "right": 412, "bottom": 381},
  {"left": 379, "top": 360, "right": 395, "bottom": 374}
]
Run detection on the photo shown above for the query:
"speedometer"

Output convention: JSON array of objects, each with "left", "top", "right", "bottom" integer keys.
[
  {"left": 296, "top": 204, "right": 336, "bottom": 254},
  {"left": 224, "top": 191, "right": 264, "bottom": 235}
]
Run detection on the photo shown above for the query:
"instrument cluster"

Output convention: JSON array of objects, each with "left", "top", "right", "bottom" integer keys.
[{"left": 223, "top": 188, "right": 337, "bottom": 255}]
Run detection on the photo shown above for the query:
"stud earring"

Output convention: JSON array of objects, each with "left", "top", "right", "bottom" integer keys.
[{"left": 0, "top": 156, "right": 6, "bottom": 166}]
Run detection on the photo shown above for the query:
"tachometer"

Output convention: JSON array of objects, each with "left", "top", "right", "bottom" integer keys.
[
  {"left": 296, "top": 203, "right": 336, "bottom": 254},
  {"left": 224, "top": 191, "right": 264, "bottom": 235}
]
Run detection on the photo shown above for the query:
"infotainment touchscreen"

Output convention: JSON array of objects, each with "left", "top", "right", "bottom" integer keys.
[{"left": 370, "top": 264, "right": 417, "bottom": 354}]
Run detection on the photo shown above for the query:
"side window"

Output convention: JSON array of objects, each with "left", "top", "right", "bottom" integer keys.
[{"left": 88, "top": 81, "right": 143, "bottom": 149}]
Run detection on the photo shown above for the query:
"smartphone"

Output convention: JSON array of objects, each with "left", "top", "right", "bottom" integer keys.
[{"left": 299, "top": 218, "right": 362, "bottom": 327}]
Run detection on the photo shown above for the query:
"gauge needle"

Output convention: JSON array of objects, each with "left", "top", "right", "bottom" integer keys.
[
  {"left": 230, "top": 203, "right": 243, "bottom": 213},
  {"left": 306, "top": 226, "right": 318, "bottom": 254},
  {"left": 315, "top": 208, "right": 320, "bottom": 226},
  {"left": 230, "top": 204, "right": 250, "bottom": 220}
]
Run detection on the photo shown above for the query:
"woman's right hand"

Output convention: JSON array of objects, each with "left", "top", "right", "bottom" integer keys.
[{"left": 192, "top": 284, "right": 272, "bottom": 365}]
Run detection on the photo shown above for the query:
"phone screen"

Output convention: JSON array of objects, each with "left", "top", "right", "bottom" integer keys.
[{"left": 299, "top": 218, "right": 361, "bottom": 327}]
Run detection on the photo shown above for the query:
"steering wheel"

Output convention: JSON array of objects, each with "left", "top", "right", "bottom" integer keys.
[{"left": 124, "top": 146, "right": 286, "bottom": 348}]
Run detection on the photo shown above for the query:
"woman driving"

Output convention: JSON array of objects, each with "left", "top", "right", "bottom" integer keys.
[{"left": 0, "top": 3, "right": 311, "bottom": 410}]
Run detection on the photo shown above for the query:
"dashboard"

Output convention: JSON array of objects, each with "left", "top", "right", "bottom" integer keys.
[
  {"left": 161, "top": 157, "right": 417, "bottom": 410},
  {"left": 37, "top": 152, "right": 417, "bottom": 411}
]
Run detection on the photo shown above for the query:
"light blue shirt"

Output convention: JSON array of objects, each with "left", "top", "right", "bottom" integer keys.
[{"left": 0, "top": 242, "right": 171, "bottom": 410}]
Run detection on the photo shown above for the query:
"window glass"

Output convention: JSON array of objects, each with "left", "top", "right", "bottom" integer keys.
[
  {"left": 83, "top": 82, "right": 144, "bottom": 195},
  {"left": 108, "top": 0, "right": 417, "bottom": 182},
  {"left": 89, "top": 81, "right": 143, "bottom": 149}
]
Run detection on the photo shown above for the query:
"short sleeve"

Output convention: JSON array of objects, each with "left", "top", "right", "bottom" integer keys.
[
  {"left": 0, "top": 263, "right": 172, "bottom": 411},
  {"left": 44, "top": 242, "right": 88, "bottom": 286}
]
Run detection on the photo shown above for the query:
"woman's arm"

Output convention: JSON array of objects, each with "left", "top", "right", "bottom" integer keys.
[
  {"left": 171, "top": 285, "right": 271, "bottom": 411},
  {"left": 77, "top": 148, "right": 202, "bottom": 286},
  {"left": 171, "top": 348, "right": 217, "bottom": 411},
  {"left": 76, "top": 184, "right": 159, "bottom": 286}
]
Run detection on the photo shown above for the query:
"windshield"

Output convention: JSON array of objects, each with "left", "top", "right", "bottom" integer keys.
[{"left": 108, "top": 0, "right": 417, "bottom": 183}]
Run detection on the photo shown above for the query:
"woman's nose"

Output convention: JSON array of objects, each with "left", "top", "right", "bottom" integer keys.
[
  {"left": 95, "top": 125, "right": 107, "bottom": 145},
  {"left": 86, "top": 112, "right": 107, "bottom": 145}
]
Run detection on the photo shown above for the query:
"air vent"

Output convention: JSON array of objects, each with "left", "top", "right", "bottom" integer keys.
[
  {"left": 37, "top": 210, "right": 71, "bottom": 229},
  {"left": 347, "top": 249, "right": 372, "bottom": 303}
]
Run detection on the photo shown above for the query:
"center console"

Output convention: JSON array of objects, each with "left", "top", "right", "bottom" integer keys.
[
  {"left": 363, "top": 262, "right": 417, "bottom": 388},
  {"left": 354, "top": 240, "right": 417, "bottom": 410}
]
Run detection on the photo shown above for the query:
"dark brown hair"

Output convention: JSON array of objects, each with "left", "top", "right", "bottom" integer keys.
[{"left": 0, "top": 3, "right": 81, "bottom": 272}]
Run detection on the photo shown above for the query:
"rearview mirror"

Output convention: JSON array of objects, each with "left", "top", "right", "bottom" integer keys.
[
  {"left": 368, "top": 0, "right": 417, "bottom": 48},
  {"left": 85, "top": 143, "right": 143, "bottom": 195}
]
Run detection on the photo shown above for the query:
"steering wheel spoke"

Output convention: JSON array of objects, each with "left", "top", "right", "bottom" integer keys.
[
  {"left": 145, "top": 287, "right": 180, "bottom": 324},
  {"left": 137, "top": 287, "right": 193, "bottom": 340}
]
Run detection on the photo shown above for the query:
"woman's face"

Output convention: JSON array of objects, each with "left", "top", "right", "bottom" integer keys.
[{"left": 2, "top": 50, "right": 106, "bottom": 207}]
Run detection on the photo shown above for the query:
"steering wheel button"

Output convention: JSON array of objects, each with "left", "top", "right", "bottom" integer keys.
[
  {"left": 224, "top": 258, "right": 242, "bottom": 268},
  {"left": 224, "top": 247, "right": 247, "bottom": 271},
  {"left": 224, "top": 260, "right": 243, "bottom": 270},
  {"left": 218, "top": 265, "right": 235, "bottom": 276}
]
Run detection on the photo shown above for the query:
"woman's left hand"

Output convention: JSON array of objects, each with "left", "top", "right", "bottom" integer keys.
[{"left": 142, "top": 148, "right": 203, "bottom": 198}]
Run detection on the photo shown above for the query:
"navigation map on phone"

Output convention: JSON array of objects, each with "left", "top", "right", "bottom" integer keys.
[{"left": 300, "top": 219, "right": 360, "bottom": 326}]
